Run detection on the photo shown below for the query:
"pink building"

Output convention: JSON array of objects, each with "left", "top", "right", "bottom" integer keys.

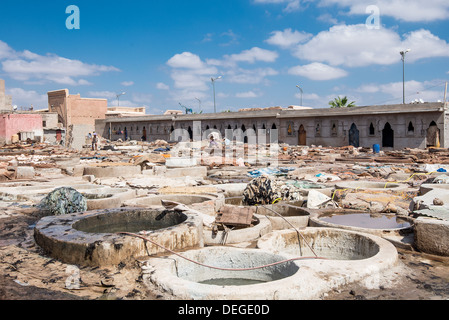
[{"left": 0, "top": 113, "right": 43, "bottom": 145}]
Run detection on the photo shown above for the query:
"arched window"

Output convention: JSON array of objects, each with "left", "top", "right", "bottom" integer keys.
[
  {"left": 369, "top": 123, "right": 375, "bottom": 136},
  {"left": 408, "top": 121, "right": 415, "bottom": 133}
]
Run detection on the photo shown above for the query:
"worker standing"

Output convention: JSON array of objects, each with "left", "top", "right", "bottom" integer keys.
[{"left": 92, "top": 132, "right": 98, "bottom": 151}]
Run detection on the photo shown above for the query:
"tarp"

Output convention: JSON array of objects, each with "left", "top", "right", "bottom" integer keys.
[{"left": 247, "top": 167, "right": 294, "bottom": 178}]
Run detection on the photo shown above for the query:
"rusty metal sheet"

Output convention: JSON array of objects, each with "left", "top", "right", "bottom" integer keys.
[{"left": 215, "top": 205, "right": 254, "bottom": 227}]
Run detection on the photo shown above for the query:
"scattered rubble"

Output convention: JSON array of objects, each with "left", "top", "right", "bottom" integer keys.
[{"left": 1, "top": 139, "right": 449, "bottom": 300}]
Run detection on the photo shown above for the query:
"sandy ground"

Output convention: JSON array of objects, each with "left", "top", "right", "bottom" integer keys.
[{"left": 1, "top": 203, "right": 448, "bottom": 301}]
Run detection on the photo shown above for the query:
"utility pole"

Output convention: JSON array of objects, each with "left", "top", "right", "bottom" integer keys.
[
  {"left": 444, "top": 81, "right": 447, "bottom": 104},
  {"left": 400, "top": 49, "right": 411, "bottom": 104},
  {"left": 211, "top": 76, "right": 222, "bottom": 113},
  {"left": 296, "top": 85, "right": 303, "bottom": 106}
]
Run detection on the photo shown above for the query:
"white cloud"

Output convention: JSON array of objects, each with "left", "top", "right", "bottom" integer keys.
[
  {"left": 355, "top": 80, "right": 446, "bottom": 103},
  {"left": 121, "top": 81, "right": 134, "bottom": 87},
  {"left": 0, "top": 41, "right": 119, "bottom": 86},
  {"left": 320, "top": 0, "right": 449, "bottom": 22},
  {"left": 227, "top": 47, "right": 279, "bottom": 64},
  {"left": 156, "top": 82, "right": 170, "bottom": 90},
  {"left": 236, "top": 91, "right": 260, "bottom": 98},
  {"left": 288, "top": 62, "right": 348, "bottom": 80},
  {"left": 166, "top": 52, "right": 218, "bottom": 92},
  {"left": 6, "top": 87, "right": 48, "bottom": 109},
  {"left": 226, "top": 67, "right": 279, "bottom": 84},
  {"left": 0, "top": 40, "right": 15, "bottom": 60},
  {"left": 167, "top": 52, "right": 209, "bottom": 70},
  {"left": 266, "top": 29, "right": 312, "bottom": 49},
  {"left": 132, "top": 93, "right": 152, "bottom": 104},
  {"left": 87, "top": 91, "right": 117, "bottom": 100},
  {"left": 294, "top": 24, "right": 449, "bottom": 67},
  {"left": 253, "top": 0, "right": 307, "bottom": 13},
  {"left": 255, "top": 0, "right": 449, "bottom": 22},
  {"left": 87, "top": 91, "right": 151, "bottom": 107}
]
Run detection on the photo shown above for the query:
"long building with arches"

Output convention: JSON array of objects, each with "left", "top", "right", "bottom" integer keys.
[{"left": 95, "top": 102, "right": 449, "bottom": 150}]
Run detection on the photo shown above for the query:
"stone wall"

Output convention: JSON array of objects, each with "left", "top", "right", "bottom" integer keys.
[{"left": 96, "top": 103, "right": 447, "bottom": 149}]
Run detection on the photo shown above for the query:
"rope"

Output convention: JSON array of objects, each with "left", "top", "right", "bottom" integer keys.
[{"left": 118, "top": 232, "right": 327, "bottom": 272}]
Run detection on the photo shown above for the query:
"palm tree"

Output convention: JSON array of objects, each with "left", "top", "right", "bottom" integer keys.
[{"left": 329, "top": 96, "right": 356, "bottom": 108}]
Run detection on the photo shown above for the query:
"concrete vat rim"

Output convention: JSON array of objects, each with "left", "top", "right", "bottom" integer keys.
[
  {"left": 335, "top": 181, "right": 409, "bottom": 192},
  {"left": 257, "top": 227, "right": 398, "bottom": 264},
  {"left": 308, "top": 211, "right": 415, "bottom": 238},
  {"left": 143, "top": 232, "right": 399, "bottom": 300},
  {"left": 33, "top": 207, "right": 204, "bottom": 267},
  {"left": 142, "top": 246, "right": 307, "bottom": 300}
]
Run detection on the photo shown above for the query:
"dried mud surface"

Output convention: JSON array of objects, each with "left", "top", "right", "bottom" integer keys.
[{"left": 1, "top": 206, "right": 448, "bottom": 301}]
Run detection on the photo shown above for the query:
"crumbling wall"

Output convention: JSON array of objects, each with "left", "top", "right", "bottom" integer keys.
[{"left": 67, "top": 124, "right": 92, "bottom": 150}]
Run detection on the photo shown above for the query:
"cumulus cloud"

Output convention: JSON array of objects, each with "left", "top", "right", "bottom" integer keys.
[
  {"left": 355, "top": 80, "right": 446, "bottom": 103},
  {"left": 294, "top": 24, "right": 449, "bottom": 67},
  {"left": 288, "top": 62, "right": 348, "bottom": 80},
  {"left": 156, "top": 82, "right": 170, "bottom": 90},
  {"left": 6, "top": 87, "right": 48, "bottom": 109},
  {"left": 0, "top": 41, "right": 119, "bottom": 86},
  {"left": 255, "top": 0, "right": 449, "bottom": 22},
  {"left": 227, "top": 47, "right": 279, "bottom": 64},
  {"left": 166, "top": 52, "right": 218, "bottom": 92},
  {"left": 266, "top": 29, "right": 312, "bottom": 49},
  {"left": 321, "top": 0, "right": 449, "bottom": 22},
  {"left": 252, "top": 0, "right": 308, "bottom": 13}
]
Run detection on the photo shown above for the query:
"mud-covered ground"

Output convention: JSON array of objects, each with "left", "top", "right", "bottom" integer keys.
[{"left": 1, "top": 205, "right": 448, "bottom": 301}]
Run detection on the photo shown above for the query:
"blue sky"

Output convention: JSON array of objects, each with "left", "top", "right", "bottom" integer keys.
[{"left": 0, "top": 0, "right": 448, "bottom": 114}]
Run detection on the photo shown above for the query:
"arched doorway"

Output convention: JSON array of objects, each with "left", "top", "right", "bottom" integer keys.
[
  {"left": 349, "top": 123, "right": 360, "bottom": 148},
  {"left": 427, "top": 121, "right": 440, "bottom": 148},
  {"left": 142, "top": 127, "right": 147, "bottom": 141},
  {"left": 298, "top": 125, "right": 307, "bottom": 146},
  {"left": 187, "top": 126, "right": 193, "bottom": 141},
  {"left": 124, "top": 127, "right": 128, "bottom": 141},
  {"left": 382, "top": 122, "right": 394, "bottom": 148},
  {"left": 241, "top": 125, "right": 248, "bottom": 143}
]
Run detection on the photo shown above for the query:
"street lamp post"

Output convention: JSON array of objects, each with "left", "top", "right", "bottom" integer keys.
[
  {"left": 195, "top": 97, "right": 202, "bottom": 113},
  {"left": 211, "top": 76, "right": 222, "bottom": 113},
  {"left": 400, "top": 49, "right": 411, "bottom": 104},
  {"left": 116, "top": 92, "right": 126, "bottom": 106},
  {"left": 296, "top": 85, "right": 303, "bottom": 106}
]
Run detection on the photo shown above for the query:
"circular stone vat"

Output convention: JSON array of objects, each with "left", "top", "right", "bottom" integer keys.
[
  {"left": 143, "top": 246, "right": 305, "bottom": 300},
  {"left": 335, "top": 181, "right": 409, "bottom": 193},
  {"left": 310, "top": 212, "right": 414, "bottom": 237},
  {"left": 124, "top": 193, "right": 224, "bottom": 215},
  {"left": 83, "top": 188, "right": 137, "bottom": 210},
  {"left": 419, "top": 183, "right": 449, "bottom": 195},
  {"left": 255, "top": 228, "right": 399, "bottom": 296},
  {"left": 34, "top": 207, "right": 204, "bottom": 267},
  {"left": 258, "top": 227, "right": 385, "bottom": 260},
  {"left": 0, "top": 184, "right": 109, "bottom": 202}
]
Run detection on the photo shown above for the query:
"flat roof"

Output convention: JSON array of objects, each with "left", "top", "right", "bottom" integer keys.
[{"left": 102, "top": 102, "right": 446, "bottom": 124}]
